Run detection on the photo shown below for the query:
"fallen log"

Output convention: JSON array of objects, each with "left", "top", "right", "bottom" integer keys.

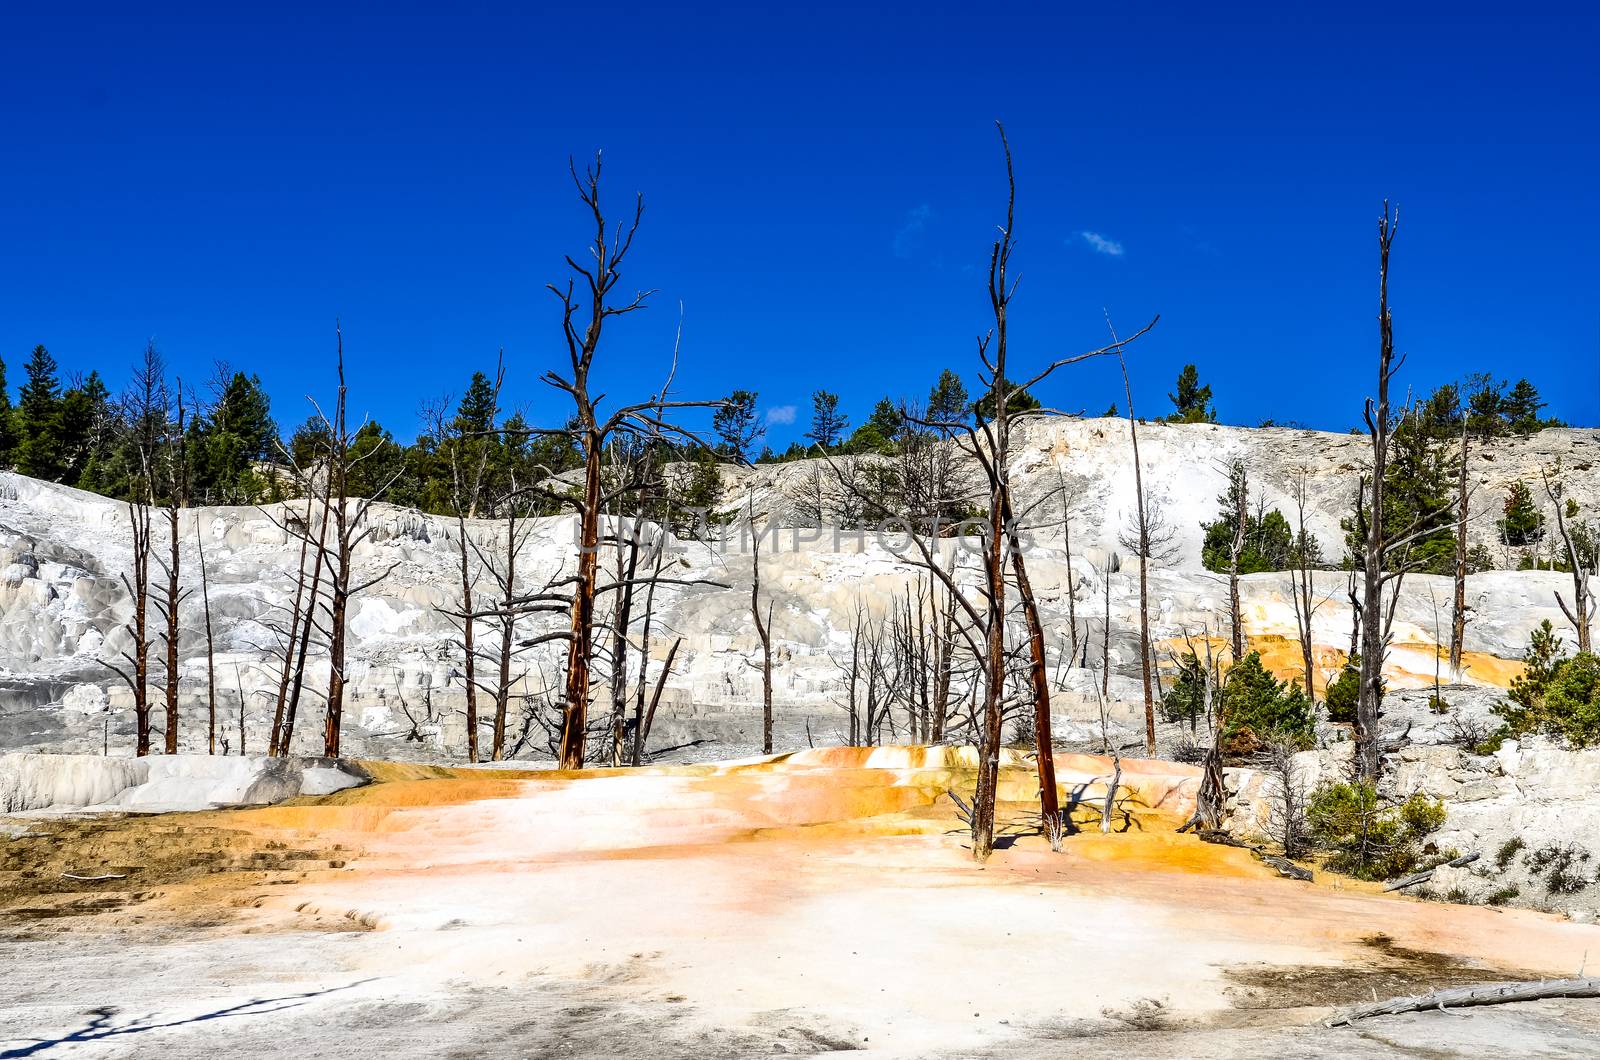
[
  {"left": 60, "top": 872, "right": 127, "bottom": 882},
  {"left": 1383, "top": 851, "right": 1480, "bottom": 892},
  {"left": 1325, "top": 977, "right": 1600, "bottom": 1026},
  {"left": 1256, "top": 851, "right": 1313, "bottom": 882},
  {"left": 1195, "top": 829, "right": 1313, "bottom": 881}
]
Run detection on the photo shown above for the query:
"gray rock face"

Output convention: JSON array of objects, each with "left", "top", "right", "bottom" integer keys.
[{"left": 0, "top": 419, "right": 1593, "bottom": 763}]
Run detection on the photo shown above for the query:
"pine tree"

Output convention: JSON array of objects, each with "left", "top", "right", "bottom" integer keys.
[
  {"left": 194, "top": 371, "right": 277, "bottom": 503},
  {"left": 926, "top": 370, "right": 969, "bottom": 425},
  {"left": 712, "top": 389, "right": 761, "bottom": 461},
  {"left": 1504, "top": 379, "right": 1550, "bottom": 435},
  {"left": 14, "top": 345, "right": 64, "bottom": 479},
  {"left": 846, "top": 397, "right": 902, "bottom": 454},
  {"left": 1499, "top": 481, "right": 1545, "bottom": 547},
  {"left": 1200, "top": 465, "right": 1295, "bottom": 573},
  {"left": 1220, "top": 651, "right": 1314, "bottom": 754},
  {"left": 806, "top": 390, "right": 848, "bottom": 449},
  {"left": 972, "top": 376, "right": 1040, "bottom": 421},
  {"left": 0, "top": 354, "right": 13, "bottom": 465},
  {"left": 57, "top": 371, "right": 112, "bottom": 487},
  {"left": 454, "top": 371, "right": 497, "bottom": 434},
  {"left": 1167, "top": 363, "right": 1216, "bottom": 423}
]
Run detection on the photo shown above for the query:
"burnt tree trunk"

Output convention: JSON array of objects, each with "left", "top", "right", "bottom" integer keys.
[
  {"left": 197, "top": 513, "right": 216, "bottom": 755},
  {"left": 1115, "top": 350, "right": 1156, "bottom": 755},
  {"left": 280, "top": 489, "right": 331, "bottom": 756},
  {"left": 1229, "top": 463, "right": 1247, "bottom": 662},
  {"left": 1356, "top": 206, "right": 1400, "bottom": 783},
  {"left": 1007, "top": 516, "right": 1062, "bottom": 851},
  {"left": 492, "top": 503, "right": 521, "bottom": 762},
  {"left": 162, "top": 503, "right": 182, "bottom": 754},
  {"left": 270, "top": 493, "right": 316, "bottom": 754},
  {"left": 1449, "top": 419, "right": 1470, "bottom": 674},
  {"left": 559, "top": 438, "right": 603, "bottom": 769},
  {"left": 751, "top": 518, "right": 775, "bottom": 755},
  {"left": 457, "top": 507, "right": 479, "bottom": 762}
]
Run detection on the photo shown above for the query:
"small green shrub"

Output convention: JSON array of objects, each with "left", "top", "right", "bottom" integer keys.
[
  {"left": 1526, "top": 842, "right": 1594, "bottom": 895},
  {"left": 1324, "top": 660, "right": 1361, "bottom": 725},
  {"left": 1494, "top": 622, "right": 1600, "bottom": 749},
  {"left": 1495, "top": 837, "right": 1526, "bottom": 871},
  {"left": 1160, "top": 653, "right": 1206, "bottom": 725},
  {"left": 1307, "top": 782, "right": 1446, "bottom": 881},
  {"left": 1485, "top": 885, "right": 1521, "bottom": 907},
  {"left": 1220, "top": 652, "right": 1314, "bottom": 756}
]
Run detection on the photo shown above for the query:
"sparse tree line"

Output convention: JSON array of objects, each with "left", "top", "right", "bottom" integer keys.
[{"left": 3, "top": 133, "right": 1596, "bottom": 874}]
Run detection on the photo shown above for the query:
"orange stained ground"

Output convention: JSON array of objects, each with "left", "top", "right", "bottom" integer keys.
[
  {"left": 1157, "top": 633, "right": 1524, "bottom": 694},
  {"left": 60, "top": 744, "right": 1598, "bottom": 1052}
]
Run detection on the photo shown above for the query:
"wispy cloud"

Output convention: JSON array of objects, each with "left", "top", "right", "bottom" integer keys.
[
  {"left": 893, "top": 203, "right": 932, "bottom": 258},
  {"left": 1078, "top": 230, "right": 1125, "bottom": 257},
  {"left": 765, "top": 405, "right": 797, "bottom": 426}
]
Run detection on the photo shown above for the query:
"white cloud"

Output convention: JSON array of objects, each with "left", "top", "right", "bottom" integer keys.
[
  {"left": 893, "top": 203, "right": 932, "bottom": 258},
  {"left": 1079, "top": 230, "right": 1125, "bottom": 257},
  {"left": 765, "top": 405, "right": 797, "bottom": 426}
]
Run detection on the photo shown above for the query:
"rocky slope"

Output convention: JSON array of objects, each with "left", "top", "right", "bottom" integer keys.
[{"left": 0, "top": 419, "right": 1594, "bottom": 762}]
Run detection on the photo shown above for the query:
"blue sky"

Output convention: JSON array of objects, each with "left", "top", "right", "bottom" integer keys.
[{"left": 2, "top": 3, "right": 1596, "bottom": 446}]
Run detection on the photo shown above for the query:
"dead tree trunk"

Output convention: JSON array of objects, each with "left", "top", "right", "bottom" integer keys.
[
  {"left": 113, "top": 492, "right": 155, "bottom": 757},
  {"left": 269, "top": 492, "right": 317, "bottom": 754},
  {"left": 1449, "top": 417, "right": 1470, "bottom": 675},
  {"left": 1102, "top": 553, "right": 1117, "bottom": 700},
  {"left": 559, "top": 442, "right": 603, "bottom": 768},
  {"left": 1058, "top": 469, "right": 1080, "bottom": 664},
  {"left": 196, "top": 512, "right": 216, "bottom": 755},
  {"left": 106, "top": 343, "right": 166, "bottom": 757},
  {"left": 490, "top": 491, "right": 526, "bottom": 761},
  {"left": 629, "top": 533, "right": 668, "bottom": 766},
  {"left": 316, "top": 325, "right": 401, "bottom": 760},
  {"left": 158, "top": 392, "right": 188, "bottom": 754},
  {"left": 1006, "top": 509, "right": 1062, "bottom": 851},
  {"left": 1545, "top": 469, "right": 1595, "bottom": 653},
  {"left": 279, "top": 488, "right": 332, "bottom": 756},
  {"left": 750, "top": 510, "right": 775, "bottom": 755},
  {"left": 1228, "top": 460, "right": 1247, "bottom": 662},
  {"left": 1289, "top": 469, "right": 1319, "bottom": 701},
  {"left": 1114, "top": 346, "right": 1156, "bottom": 755},
  {"left": 1357, "top": 205, "right": 1400, "bottom": 782},
  {"left": 635, "top": 637, "right": 681, "bottom": 763}
]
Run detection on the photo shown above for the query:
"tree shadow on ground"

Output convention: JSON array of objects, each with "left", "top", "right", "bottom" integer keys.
[{"left": 0, "top": 979, "right": 377, "bottom": 1058}]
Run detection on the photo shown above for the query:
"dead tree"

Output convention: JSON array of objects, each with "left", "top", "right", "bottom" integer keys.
[
  {"left": 153, "top": 384, "right": 190, "bottom": 753},
  {"left": 273, "top": 483, "right": 333, "bottom": 756},
  {"left": 821, "top": 124, "right": 1152, "bottom": 861},
  {"left": 1356, "top": 204, "right": 1401, "bottom": 782},
  {"left": 1177, "top": 630, "right": 1228, "bottom": 833},
  {"left": 1102, "top": 551, "right": 1118, "bottom": 700},
  {"left": 1449, "top": 410, "right": 1471, "bottom": 675},
  {"left": 1056, "top": 468, "right": 1081, "bottom": 664},
  {"left": 534, "top": 155, "right": 722, "bottom": 770},
  {"left": 426, "top": 360, "right": 504, "bottom": 762},
  {"left": 629, "top": 534, "right": 670, "bottom": 765},
  {"left": 1287, "top": 467, "right": 1329, "bottom": 701},
  {"left": 472, "top": 473, "right": 543, "bottom": 761},
  {"left": 1111, "top": 334, "right": 1156, "bottom": 755},
  {"left": 748, "top": 501, "right": 776, "bottom": 754},
  {"left": 105, "top": 344, "right": 166, "bottom": 757},
  {"left": 196, "top": 510, "right": 217, "bottom": 755},
  {"left": 1225, "top": 459, "right": 1248, "bottom": 661},
  {"left": 1544, "top": 468, "right": 1595, "bottom": 653},
  {"left": 312, "top": 326, "right": 403, "bottom": 758},
  {"left": 1003, "top": 495, "right": 1062, "bottom": 850}
]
